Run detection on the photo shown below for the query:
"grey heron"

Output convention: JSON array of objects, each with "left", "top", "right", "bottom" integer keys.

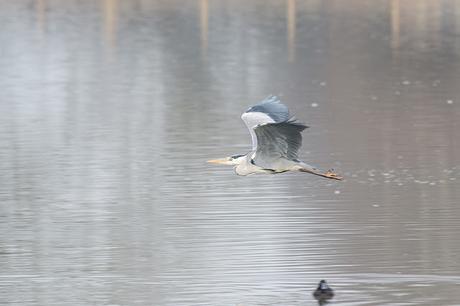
[{"left": 207, "top": 96, "right": 342, "bottom": 180}]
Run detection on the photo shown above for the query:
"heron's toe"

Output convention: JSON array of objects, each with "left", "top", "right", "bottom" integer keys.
[{"left": 325, "top": 169, "right": 343, "bottom": 180}]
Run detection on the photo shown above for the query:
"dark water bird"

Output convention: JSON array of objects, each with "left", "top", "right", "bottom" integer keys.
[
  {"left": 313, "top": 280, "right": 334, "bottom": 304},
  {"left": 207, "top": 96, "right": 342, "bottom": 179}
]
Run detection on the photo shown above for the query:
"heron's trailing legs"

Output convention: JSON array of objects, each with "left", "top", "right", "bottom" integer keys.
[{"left": 298, "top": 166, "right": 343, "bottom": 180}]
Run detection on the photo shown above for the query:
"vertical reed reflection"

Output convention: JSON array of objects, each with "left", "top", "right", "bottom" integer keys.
[
  {"left": 36, "top": 0, "right": 46, "bottom": 38},
  {"left": 287, "top": 0, "right": 296, "bottom": 62},
  {"left": 103, "top": 0, "right": 118, "bottom": 51},
  {"left": 457, "top": 1, "right": 460, "bottom": 51},
  {"left": 390, "top": 0, "right": 400, "bottom": 54},
  {"left": 428, "top": 0, "right": 441, "bottom": 49},
  {"left": 200, "top": 0, "right": 209, "bottom": 59}
]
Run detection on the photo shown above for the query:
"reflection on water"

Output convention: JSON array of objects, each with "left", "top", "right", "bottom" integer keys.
[
  {"left": 200, "top": 0, "right": 208, "bottom": 58},
  {"left": 1, "top": 0, "right": 460, "bottom": 305},
  {"left": 287, "top": 0, "right": 296, "bottom": 62}
]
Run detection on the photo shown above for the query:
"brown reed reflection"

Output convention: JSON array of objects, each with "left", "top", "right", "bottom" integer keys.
[
  {"left": 287, "top": 0, "right": 296, "bottom": 62},
  {"left": 103, "top": 0, "right": 118, "bottom": 50},
  {"left": 200, "top": 0, "right": 209, "bottom": 58},
  {"left": 36, "top": 0, "right": 46, "bottom": 37},
  {"left": 390, "top": 0, "right": 400, "bottom": 53}
]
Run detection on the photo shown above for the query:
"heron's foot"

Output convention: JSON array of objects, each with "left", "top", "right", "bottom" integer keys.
[{"left": 324, "top": 169, "right": 343, "bottom": 180}]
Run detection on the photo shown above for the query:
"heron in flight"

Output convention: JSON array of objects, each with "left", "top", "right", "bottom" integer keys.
[{"left": 207, "top": 96, "right": 342, "bottom": 180}]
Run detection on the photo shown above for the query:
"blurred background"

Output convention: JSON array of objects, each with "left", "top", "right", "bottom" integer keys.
[{"left": 1, "top": 0, "right": 460, "bottom": 305}]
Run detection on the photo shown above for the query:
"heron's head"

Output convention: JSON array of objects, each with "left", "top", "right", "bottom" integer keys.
[{"left": 207, "top": 154, "right": 245, "bottom": 166}]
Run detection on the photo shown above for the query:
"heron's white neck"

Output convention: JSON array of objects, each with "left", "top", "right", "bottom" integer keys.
[
  {"left": 234, "top": 154, "right": 266, "bottom": 176},
  {"left": 232, "top": 155, "right": 248, "bottom": 166}
]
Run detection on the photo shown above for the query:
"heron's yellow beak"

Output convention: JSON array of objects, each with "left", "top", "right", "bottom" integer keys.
[{"left": 207, "top": 157, "right": 232, "bottom": 165}]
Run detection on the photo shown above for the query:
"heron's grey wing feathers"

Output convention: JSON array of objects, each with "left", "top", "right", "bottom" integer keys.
[
  {"left": 245, "top": 95, "right": 290, "bottom": 122},
  {"left": 253, "top": 120, "right": 308, "bottom": 169},
  {"left": 241, "top": 96, "right": 291, "bottom": 151}
]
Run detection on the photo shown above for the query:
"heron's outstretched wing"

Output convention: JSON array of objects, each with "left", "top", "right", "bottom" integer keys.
[
  {"left": 253, "top": 120, "right": 308, "bottom": 169},
  {"left": 241, "top": 96, "right": 290, "bottom": 151}
]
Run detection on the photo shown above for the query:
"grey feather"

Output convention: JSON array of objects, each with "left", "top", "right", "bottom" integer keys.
[
  {"left": 253, "top": 120, "right": 308, "bottom": 168},
  {"left": 245, "top": 95, "right": 290, "bottom": 123}
]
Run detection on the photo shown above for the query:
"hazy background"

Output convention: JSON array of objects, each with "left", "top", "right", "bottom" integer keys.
[{"left": 1, "top": 0, "right": 460, "bottom": 305}]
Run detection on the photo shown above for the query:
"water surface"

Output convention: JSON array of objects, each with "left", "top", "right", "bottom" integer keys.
[{"left": 1, "top": 1, "right": 460, "bottom": 305}]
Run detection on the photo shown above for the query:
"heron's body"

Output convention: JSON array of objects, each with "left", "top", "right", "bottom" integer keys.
[
  {"left": 208, "top": 96, "right": 342, "bottom": 180},
  {"left": 233, "top": 154, "right": 302, "bottom": 176}
]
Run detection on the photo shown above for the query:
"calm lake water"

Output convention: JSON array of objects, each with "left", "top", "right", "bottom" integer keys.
[{"left": 1, "top": 1, "right": 460, "bottom": 305}]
